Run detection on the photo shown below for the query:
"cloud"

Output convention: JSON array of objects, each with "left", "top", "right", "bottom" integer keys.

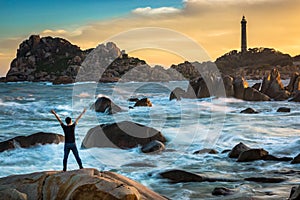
[{"left": 132, "top": 6, "right": 181, "bottom": 16}]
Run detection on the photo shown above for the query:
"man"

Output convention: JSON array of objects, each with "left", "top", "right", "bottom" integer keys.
[{"left": 51, "top": 108, "right": 86, "bottom": 171}]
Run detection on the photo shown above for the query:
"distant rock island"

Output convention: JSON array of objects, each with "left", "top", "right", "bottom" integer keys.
[{"left": 2, "top": 35, "right": 300, "bottom": 83}]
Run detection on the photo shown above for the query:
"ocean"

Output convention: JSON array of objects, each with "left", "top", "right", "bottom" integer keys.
[{"left": 0, "top": 80, "right": 299, "bottom": 199}]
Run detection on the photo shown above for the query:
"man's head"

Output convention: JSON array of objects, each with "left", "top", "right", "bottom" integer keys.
[{"left": 65, "top": 117, "right": 72, "bottom": 125}]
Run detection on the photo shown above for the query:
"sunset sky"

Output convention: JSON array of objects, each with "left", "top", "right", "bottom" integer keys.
[{"left": 0, "top": 0, "right": 300, "bottom": 76}]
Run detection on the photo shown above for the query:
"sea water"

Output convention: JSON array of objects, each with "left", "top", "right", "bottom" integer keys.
[{"left": 0, "top": 81, "right": 299, "bottom": 199}]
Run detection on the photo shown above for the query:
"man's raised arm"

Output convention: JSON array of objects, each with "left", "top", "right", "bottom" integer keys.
[
  {"left": 51, "top": 110, "right": 63, "bottom": 124},
  {"left": 75, "top": 108, "right": 87, "bottom": 125}
]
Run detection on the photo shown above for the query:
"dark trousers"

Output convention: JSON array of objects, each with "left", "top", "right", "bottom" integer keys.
[{"left": 63, "top": 143, "right": 83, "bottom": 171}]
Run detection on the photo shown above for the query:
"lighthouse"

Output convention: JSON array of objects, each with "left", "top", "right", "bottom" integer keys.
[{"left": 241, "top": 16, "right": 247, "bottom": 53}]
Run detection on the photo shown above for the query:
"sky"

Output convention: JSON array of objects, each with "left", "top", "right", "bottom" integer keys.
[{"left": 0, "top": 0, "right": 300, "bottom": 76}]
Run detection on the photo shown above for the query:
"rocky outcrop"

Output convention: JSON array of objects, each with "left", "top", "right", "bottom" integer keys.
[
  {"left": 0, "top": 132, "right": 64, "bottom": 152},
  {"left": 290, "top": 92, "right": 300, "bottom": 102},
  {"left": 0, "top": 168, "right": 167, "bottom": 200},
  {"left": 90, "top": 97, "right": 122, "bottom": 114},
  {"left": 81, "top": 121, "right": 166, "bottom": 149},
  {"left": 141, "top": 140, "right": 165, "bottom": 153},
  {"left": 261, "top": 68, "right": 290, "bottom": 100},
  {"left": 134, "top": 98, "right": 152, "bottom": 107}
]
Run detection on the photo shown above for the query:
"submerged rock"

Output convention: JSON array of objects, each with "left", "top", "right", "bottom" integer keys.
[
  {"left": 240, "top": 108, "right": 259, "bottom": 114},
  {"left": 0, "top": 132, "right": 64, "bottom": 152},
  {"left": 228, "top": 142, "right": 251, "bottom": 158},
  {"left": 91, "top": 96, "right": 122, "bottom": 114},
  {"left": 0, "top": 168, "right": 167, "bottom": 200},
  {"left": 277, "top": 107, "right": 291, "bottom": 112},
  {"left": 141, "top": 140, "right": 165, "bottom": 153},
  {"left": 212, "top": 187, "right": 236, "bottom": 196},
  {"left": 160, "top": 170, "right": 206, "bottom": 183},
  {"left": 244, "top": 177, "right": 287, "bottom": 183},
  {"left": 82, "top": 121, "right": 166, "bottom": 149},
  {"left": 193, "top": 148, "right": 218, "bottom": 154}
]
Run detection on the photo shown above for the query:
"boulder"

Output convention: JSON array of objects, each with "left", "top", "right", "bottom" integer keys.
[
  {"left": 290, "top": 92, "right": 300, "bottom": 102},
  {"left": 222, "top": 75, "right": 234, "bottom": 97},
  {"left": 291, "top": 153, "right": 300, "bottom": 164},
  {"left": 277, "top": 107, "right": 291, "bottom": 112},
  {"left": 193, "top": 148, "right": 218, "bottom": 154},
  {"left": 262, "top": 154, "right": 293, "bottom": 161},
  {"left": 187, "top": 77, "right": 211, "bottom": 98},
  {"left": 244, "top": 177, "right": 286, "bottom": 183},
  {"left": 82, "top": 121, "right": 167, "bottom": 149},
  {"left": 91, "top": 96, "right": 122, "bottom": 114},
  {"left": 169, "top": 87, "right": 187, "bottom": 101},
  {"left": 212, "top": 187, "right": 236, "bottom": 196},
  {"left": 233, "top": 76, "right": 248, "bottom": 99},
  {"left": 0, "top": 168, "right": 167, "bottom": 200},
  {"left": 261, "top": 68, "right": 290, "bottom": 100},
  {"left": 0, "top": 132, "right": 64, "bottom": 152},
  {"left": 240, "top": 108, "right": 259, "bottom": 114},
  {"left": 160, "top": 170, "right": 206, "bottom": 183},
  {"left": 243, "top": 87, "right": 270, "bottom": 101},
  {"left": 134, "top": 98, "right": 152, "bottom": 107},
  {"left": 289, "top": 185, "right": 300, "bottom": 200},
  {"left": 0, "top": 188, "right": 27, "bottom": 200},
  {"left": 228, "top": 142, "right": 251, "bottom": 158},
  {"left": 141, "top": 140, "right": 165, "bottom": 153},
  {"left": 286, "top": 72, "right": 300, "bottom": 93},
  {"left": 53, "top": 76, "right": 74, "bottom": 85},
  {"left": 237, "top": 148, "right": 269, "bottom": 162}
]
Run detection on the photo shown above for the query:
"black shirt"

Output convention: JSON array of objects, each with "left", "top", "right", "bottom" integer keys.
[{"left": 61, "top": 123, "right": 76, "bottom": 143}]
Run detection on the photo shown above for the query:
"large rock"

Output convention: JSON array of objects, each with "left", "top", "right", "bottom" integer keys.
[
  {"left": 82, "top": 121, "right": 167, "bottom": 149},
  {"left": 289, "top": 185, "right": 300, "bottom": 200},
  {"left": 290, "top": 92, "right": 300, "bottom": 102},
  {"left": 287, "top": 72, "right": 300, "bottom": 94},
  {"left": 169, "top": 87, "right": 187, "bottom": 101},
  {"left": 134, "top": 98, "right": 152, "bottom": 107},
  {"left": 91, "top": 96, "right": 122, "bottom": 114},
  {"left": 223, "top": 75, "right": 235, "bottom": 97},
  {"left": 228, "top": 142, "right": 251, "bottom": 158},
  {"left": 261, "top": 68, "right": 290, "bottom": 100},
  {"left": 243, "top": 87, "right": 270, "bottom": 101},
  {"left": 0, "top": 168, "right": 167, "bottom": 200},
  {"left": 233, "top": 76, "right": 248, "bottom": 99},
  {"left": 0, "top": 132, "right": 64, "bottom": 152},
  {"left": 237, "top": 148, "right": 269, "bottom": 162}
]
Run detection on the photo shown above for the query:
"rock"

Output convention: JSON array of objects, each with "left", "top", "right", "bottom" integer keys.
[
  {"left": 237, "top": 148, "right": 269, "bottom": 162},
  {"left": 0, "top": 132, "right": 64, "bottom": 152},
  {"left": 291, "top": 153, "right": 300, "bottom": 164},
  {"left": 222, "top": 75, "right": 234, "bottom": 97},
  {"left": 212, "top": 187, "right": 236, "bottom": 196},
  {"left": 0, "top": 188, "right": 27, "bottom": 200},
  {"left": 229, "top": 142, "right": 251, "bottom": 158},
  {"left": 240, "top": 108, "right": 259, "bottom": 114},
  {"left": 243, "top": 87, "right": 270, "bottom": 101},
  {"left": 82, "top": 121, "right": 166, "bottom": 149},
  {"left": 160, "top": 170, "right": 206, "bottom": 183},
  {"left": 193, "top": 148, "right": 218, "bottom": 154},
  {"left": 141, "top": 140, "right": 165, "bottom": 153},
  {"left": 252, "top": 82, "right": 261, "bottom": 91},
  {"left": 289, "top": 185, "right": 300, "bottom": 200},
  {"left": 134, "top": 98, "right": 152, "bottom": 107},
  {"left": 290, "top": 92, "right": 300, "bottom": 102},
  {"left": 53, "top": 75, "right": 74, "bottom": 85},
  {"left": 0, "top": 168, "right": 167, "bottom": 200},
  {"left": 277, "top": 107, "right": 291, "bottom": 112},
  {"left": 287, "top": 72, "right": 300, "bottom": 93},
  {"left": 262, "top": 154, "right": 293, "bottom": 161},
  {"left": 233, "top": 76, "right": 248, "bottom": 99},
  {"left": 261, "top": 68, "right": 290, "bottom": 100},
  {"left": 122, "top": 162, "right": 156, "bottom": 168},
  {"left": 128, "top": 98, "right": 139, "bottom": 102},
  {"left": 169, "top": 87, "right": 187, "bottom": 101},
  {"left": 244, "top": 177, "right": 287, "bottom": 183},
  {"left": 187, "top": 77, "right": 211, "bottom": 98},
  {"left": 91, "top": 97, "right": 122, "bottom": 114}
]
